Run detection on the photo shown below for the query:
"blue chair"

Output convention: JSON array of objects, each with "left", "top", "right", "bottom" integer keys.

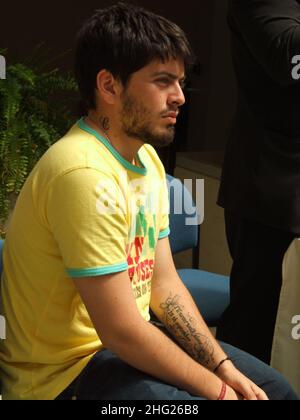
[{"left": 167, "top": 174, "right": 230, "bottom": 327}]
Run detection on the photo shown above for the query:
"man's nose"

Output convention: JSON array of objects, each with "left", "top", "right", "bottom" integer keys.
[{"left": 168, "top": 84, "right": 186, "bottom": 107}]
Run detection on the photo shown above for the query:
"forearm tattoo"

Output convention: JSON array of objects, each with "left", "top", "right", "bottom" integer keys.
[{"left": 160, "top": 294, "right": 216, "bottom": 369}]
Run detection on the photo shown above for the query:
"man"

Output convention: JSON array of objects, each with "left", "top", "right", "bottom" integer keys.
[
  {"left": 0, "top": 3, "right": 297, "bottom": 400},
  {"left": 217, "top": 0, "right": 300, "bottom": 364}
]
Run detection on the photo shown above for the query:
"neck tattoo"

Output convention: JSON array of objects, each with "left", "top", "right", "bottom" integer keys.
[
  {"left": 87, "top": 115, "right": 138, "bottom": 167},
  {"left": 99, "top": 116, "right": 110, "bottom": 132}
]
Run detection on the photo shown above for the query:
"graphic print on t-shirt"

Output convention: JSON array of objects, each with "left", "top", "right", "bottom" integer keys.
[{"left": 126, "top": 206, "right": 157, "bottom": 299}]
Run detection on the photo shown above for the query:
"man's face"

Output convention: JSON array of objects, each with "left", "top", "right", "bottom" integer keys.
[{"left": 119, "top": 59, "right": 186, "bottom": 148}]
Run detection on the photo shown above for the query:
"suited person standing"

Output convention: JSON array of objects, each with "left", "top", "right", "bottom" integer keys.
[{"left": 217, "top": 0, "right": 300, "bottom": 364}]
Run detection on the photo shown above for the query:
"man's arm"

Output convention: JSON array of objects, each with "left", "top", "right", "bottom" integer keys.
[
  {"left": 150, "top": 237, "right": 268, "bottom": 400},
  {"left": 150, "top": 237, "right": 227, "bottom": 372},
  {"left": 230, "top": 0, "right": 300, "bottom": 85},
  {"left": 73, "top": 269, "right": 226, "bottom": 400}
]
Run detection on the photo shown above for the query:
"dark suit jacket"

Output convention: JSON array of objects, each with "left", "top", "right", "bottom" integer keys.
[{"left": 218, "top": 0, "right": 300, "bottom": 233}]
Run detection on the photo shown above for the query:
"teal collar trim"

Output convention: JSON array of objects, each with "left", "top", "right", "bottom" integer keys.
[{"left": 77, "top": 117, "right": 147, "bottom": 175}]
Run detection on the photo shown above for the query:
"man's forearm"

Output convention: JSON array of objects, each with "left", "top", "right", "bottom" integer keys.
[
  {"left": 150, "top": 275, "right": 227, "bottom": 372},
  {"left": 105, "top": 316, "right": 223, "bottom": 400}
]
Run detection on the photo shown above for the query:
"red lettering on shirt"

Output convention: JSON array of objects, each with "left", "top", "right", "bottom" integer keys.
[{"left": 127, "top": 236, "right": 154, "bottom": 286}]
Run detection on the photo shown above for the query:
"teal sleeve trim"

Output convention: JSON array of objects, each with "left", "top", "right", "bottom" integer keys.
[
  {"left": 66, "top": 262, "right": 128, "bottom": 278},
  {"left": 158, "top": 227, "right": 170, "bottom": 239}
]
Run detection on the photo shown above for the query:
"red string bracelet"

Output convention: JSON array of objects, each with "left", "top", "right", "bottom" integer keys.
[{"left": 217, "top": 382, "right": 227, "bottom": 400}]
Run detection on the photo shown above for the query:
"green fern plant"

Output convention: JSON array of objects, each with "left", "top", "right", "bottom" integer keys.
[{"left": 0, "top": 49, "right": 78, "bottom": 238}]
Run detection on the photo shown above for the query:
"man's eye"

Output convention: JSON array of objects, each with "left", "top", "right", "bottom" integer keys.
[{"left": 156, "top": 79, "right": 170, "bottom": 85}]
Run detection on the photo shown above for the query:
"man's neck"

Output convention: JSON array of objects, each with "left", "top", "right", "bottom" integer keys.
[{"left": 86, "top": 112, "right": 142, "bottom": 165}]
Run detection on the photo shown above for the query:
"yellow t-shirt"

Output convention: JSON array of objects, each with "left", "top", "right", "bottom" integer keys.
[{"left": 0, "top": 118, "right": 170, "bottom": 400}]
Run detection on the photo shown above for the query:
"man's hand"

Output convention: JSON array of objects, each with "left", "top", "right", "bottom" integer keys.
[
  {"left": 217, "top": 360, "right": 269, "bottom": 400},
  {"left": 223, "top": 386, "right": 243, "bottom": 400}
]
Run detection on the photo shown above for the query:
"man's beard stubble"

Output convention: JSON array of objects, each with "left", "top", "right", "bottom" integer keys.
[{"left": 121, "top": 92, "right": 175, "bottom": 148}]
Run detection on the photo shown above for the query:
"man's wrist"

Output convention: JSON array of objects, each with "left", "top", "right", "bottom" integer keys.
[
  {"left": 213, "top": 357, "right": 232, "bottom": 374},
  {"left": 214, "top": 358, "right": 235, "bottom": 380}
]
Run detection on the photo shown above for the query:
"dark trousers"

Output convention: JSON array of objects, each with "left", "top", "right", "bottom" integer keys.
[
  {"left": 217, "top": 210, "right": 297, "bottom": 364},
  {"left": 56, "top": 337, "right": 298, "bottom": 400}
]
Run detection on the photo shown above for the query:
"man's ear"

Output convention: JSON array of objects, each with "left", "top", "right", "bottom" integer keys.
[{"left": 96, "top": 69, "right": 122, "bottom": 105}]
